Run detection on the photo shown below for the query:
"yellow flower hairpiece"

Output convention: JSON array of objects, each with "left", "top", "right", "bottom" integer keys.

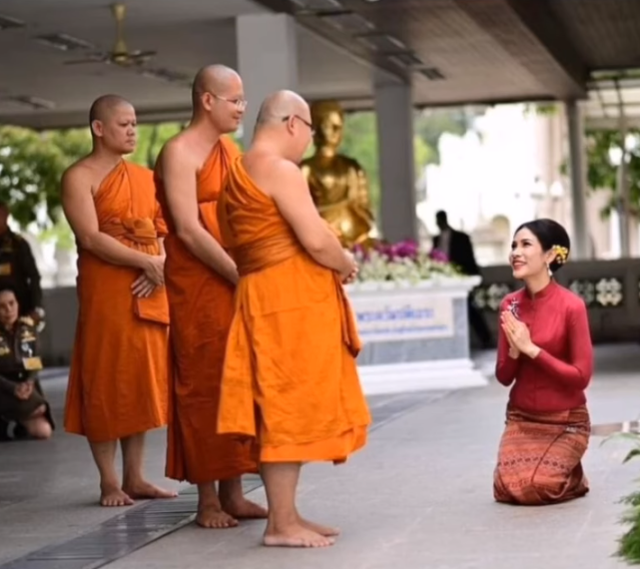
[{"left": 552, "top": 245, "right": 569, "bottom": 265}]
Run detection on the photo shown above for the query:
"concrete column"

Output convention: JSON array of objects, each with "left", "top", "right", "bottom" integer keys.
[
  {"left": 565, "top": 101, "right": 590, "bottom": 259},
  {"left": 374, "top": 78, "right": 417, "bottom": 243},
  {"left": 235, "top": 14, "right": 298, "bottom": 149},
  {"left": 616, "top": 109, "right": 630, "bottom": 257}
]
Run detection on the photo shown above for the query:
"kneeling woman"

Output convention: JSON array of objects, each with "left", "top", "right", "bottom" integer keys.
[
  {"left": 493, "top": 219, "right": 592, "bottom": 506},
  {"left": 0, "top": 287, "right": 53, "bottom": 440}
]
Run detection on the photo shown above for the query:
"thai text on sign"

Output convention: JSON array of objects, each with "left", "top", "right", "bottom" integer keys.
[{"left": 354, "top": 296, "right": 455, "bottom": 342}]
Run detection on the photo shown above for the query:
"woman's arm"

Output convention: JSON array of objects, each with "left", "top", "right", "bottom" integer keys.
[{"left": 527, "top": 300, "right": 593, "bottom": 390}]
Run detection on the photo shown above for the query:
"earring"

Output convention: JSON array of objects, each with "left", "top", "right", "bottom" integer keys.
[{"left": 546, "top": 262, "right": 552, "bottom": 277}]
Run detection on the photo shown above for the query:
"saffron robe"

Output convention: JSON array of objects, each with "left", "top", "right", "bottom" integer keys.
[
  {"left": 64, "top": 161, "right": 170, "bottom": 443},
  {"left": 157, "top": 137, "right": 258, "bottom": 483},
  {"left": 216, "top": 156, "right": 371, "bottom": 463}
]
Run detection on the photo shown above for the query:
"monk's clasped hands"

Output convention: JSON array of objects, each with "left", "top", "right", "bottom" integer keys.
[{"left": 132, "top": 255, "right": 166, "bottom": 297}]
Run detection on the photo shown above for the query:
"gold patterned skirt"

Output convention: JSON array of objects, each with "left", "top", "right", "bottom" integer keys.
[{"left": 493, "top": 405, "right": 590, "bottom": 506}]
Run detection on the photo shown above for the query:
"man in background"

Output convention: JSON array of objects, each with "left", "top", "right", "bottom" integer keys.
[{"left": 432, "top": 210, "right": 493, "bottom": 349}]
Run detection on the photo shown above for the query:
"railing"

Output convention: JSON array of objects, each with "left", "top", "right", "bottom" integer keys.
[{"left": 473, "top": 259, "right": 640, "bottom": 346}]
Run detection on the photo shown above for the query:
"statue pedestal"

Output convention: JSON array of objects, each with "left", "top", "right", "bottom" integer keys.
[{"left": 345, "top": 276, "right": 488, "bottom": 395}]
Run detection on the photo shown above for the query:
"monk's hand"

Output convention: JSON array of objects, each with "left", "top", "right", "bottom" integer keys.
[
  {"left": 343, "top": 267, "right": 359, "bottom": 285},
  {"left": 340, "top": 251, "right": 358, "bottom": 283},
  {"left": 142, "top": 255, "right": 165, "bottom": 287},
  {"left": 131, "top": 275, "right": 157, "bottom": 298},
  {"left": 14, "top": 381, "right": 34, "bottom": 401}
]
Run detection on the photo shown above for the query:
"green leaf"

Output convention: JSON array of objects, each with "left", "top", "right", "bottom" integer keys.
[
  {"left": 624, "top": 448, "right": 640, "bottom": 463},
  {"left": 0, "top": 126, "right": 91, "bottom": 229}
]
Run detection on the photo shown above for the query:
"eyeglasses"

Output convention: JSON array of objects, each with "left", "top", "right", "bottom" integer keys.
[
  {"left": 210, "top": 93, "right": 248, "bottom": 111},
  {"left": 282, "top": 114, "right": 315, "bottom": 135}
]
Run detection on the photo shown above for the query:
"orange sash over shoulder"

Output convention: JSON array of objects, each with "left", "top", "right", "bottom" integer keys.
[
  {"left": 157, "top": 137, "right": 258, "bottom": 484},
  {"left": 64, "top": 161, "right": 169, "bottom": 443},
  {"left": 217, "top": 156, "right": 371, "bottom": 463}
]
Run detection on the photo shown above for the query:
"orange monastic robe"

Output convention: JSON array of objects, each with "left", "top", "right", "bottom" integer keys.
[
  {"left": 156, "top": 137, "right": 258, "bottom": 484},
  {"left": 217, "top": 157, "right": 371, "bottom": 462},
  {"left": 64, "top": 161, "right": 170, "bottom": 443}
]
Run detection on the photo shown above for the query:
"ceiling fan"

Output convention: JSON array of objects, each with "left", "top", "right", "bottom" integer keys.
[{"left": 64, "top": 3, "right": 156, "bottom": 66}]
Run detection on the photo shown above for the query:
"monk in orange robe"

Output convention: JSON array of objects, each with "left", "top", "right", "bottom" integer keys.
[
  {"left": 217, "top": 90, "right": 372, "bottom": 548},
  {"left": 154, "top": 65, "right": 265, "bottom": 528},
  {"left": 62, "top": 95, "right": 175, "bottom": 507}
]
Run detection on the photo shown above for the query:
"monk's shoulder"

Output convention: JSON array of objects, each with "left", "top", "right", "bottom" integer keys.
[
  {"left": 219, "top": 136, "right": 241, "bottom": 158},
  {"left": 158, "top": 133, "right": 197, "bottom": 169},
  {"left": 249, "top": 154, "right": 304, "bottom": 197},
  {"left": 246, "top": 153, "right": 293, "bottom": 177},
  {"left": 124, "top": 161, "right": 154, "bottom": 181},
  {"left": 61, "top": 158, "right": 95, "bottom": 191}
]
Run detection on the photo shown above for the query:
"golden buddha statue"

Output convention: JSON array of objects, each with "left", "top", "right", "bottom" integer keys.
[{"left": 301, "top": 100, "right": 376, "bottom": 247}]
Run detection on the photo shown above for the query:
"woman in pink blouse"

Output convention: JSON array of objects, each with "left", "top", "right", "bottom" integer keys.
[{"left": 493, "top": 218, "right": 593, "bottom": 506}]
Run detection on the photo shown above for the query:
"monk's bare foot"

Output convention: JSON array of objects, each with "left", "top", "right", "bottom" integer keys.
[
  {"left": 220, "top": 496, "right": 268, "bottom": 520},
  {"left": 299, "top": 517, "right": 340, "bottom": 537},
  {"left": 196, "top": 505, "right": 239, "bottom": 529},
  {"left": 122, "top": 480, "right": 177, "bottom": 501},
  {"left": 263, "top": 524, "right": 335, "bottom": 548},
  {"left": 100, "top": 485, "right": 134, "bottom": 507}
]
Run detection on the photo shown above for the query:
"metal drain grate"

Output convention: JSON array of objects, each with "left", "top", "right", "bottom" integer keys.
[
  {"left": 0, "top": 393, "right": 442, "bottom": 569},
  {"left": 0, "top": 478, "right": 262, "bottom": 569}
]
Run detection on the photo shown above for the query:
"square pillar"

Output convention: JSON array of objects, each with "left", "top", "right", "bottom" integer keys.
[
  {"left": 565, "top": 100, "right": 590, "bottom": 260},
  {"left": 374, "top": 77, "right": 417, "bottom": 243},
  {"left": 236, "top": 14, "right": 298, "bottom": 149}
]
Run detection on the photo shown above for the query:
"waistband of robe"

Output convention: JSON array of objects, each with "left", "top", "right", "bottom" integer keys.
[
  {"left": 100, "top": 217, "right": 157, "bottom": 245},
  {"left": 231, "top": 233, "right": 300, "bottom": 276}
]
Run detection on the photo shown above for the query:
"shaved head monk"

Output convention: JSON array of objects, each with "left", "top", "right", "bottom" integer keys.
[
  {"left": 217, "top": 90, "right": 372, "bottom": 548},
  {"left": 154, "top": 64, "right": 265, "bottom": 528},
  {"left": 61, "top": 95, "right": 175, "bottom": 507}
]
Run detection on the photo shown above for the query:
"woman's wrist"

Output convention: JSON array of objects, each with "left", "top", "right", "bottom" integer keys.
[{"left": 524, "top": 343, "right": 541, "bottom": 359}]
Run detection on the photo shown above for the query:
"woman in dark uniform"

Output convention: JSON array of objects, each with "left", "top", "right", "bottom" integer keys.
[{"left": 0, "top": 286, "right": 53, "bottom": 440}]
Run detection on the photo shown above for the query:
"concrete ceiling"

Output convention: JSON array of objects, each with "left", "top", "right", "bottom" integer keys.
[
  {"left": 0, "top": 0, "right": 379, "bottom": 128},
  {"left": 1, "top": 0, "right": 640, "bottom": 128}
]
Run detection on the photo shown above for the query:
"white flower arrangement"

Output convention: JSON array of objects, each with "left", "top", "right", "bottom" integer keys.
[{"left": 351, "top": 241, "right": 463, "bottom": 284}]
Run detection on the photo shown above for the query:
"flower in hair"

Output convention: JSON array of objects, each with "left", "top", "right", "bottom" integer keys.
[{"left": 552, "top": 245, "right": 569, "bottom": 265}]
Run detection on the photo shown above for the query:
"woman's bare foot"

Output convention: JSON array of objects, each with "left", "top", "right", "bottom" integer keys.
[
  {"left": 263, "top": 524, "right": 335, "bottom": 548},
  {"left": 100, "top": 484, "right": 134, "bottom": 507},
  {"left": 299, "top": 517, "right": 340, "bottom": 537},
  {"left": 122, "top": 480, "right": 177, "bottom": 500},
  {"left": 196, "top": 504, "right": 239, "bottom": 529},
  {"left": 220, "top": 496, "right": 268, "bottom": 520}
]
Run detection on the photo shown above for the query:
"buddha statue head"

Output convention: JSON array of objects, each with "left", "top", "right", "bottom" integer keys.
[{"left": 310, "top": 100, "right": 344, "bottom": 151}]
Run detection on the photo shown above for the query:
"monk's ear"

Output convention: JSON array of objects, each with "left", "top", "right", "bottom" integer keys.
[
  {"left": 201, "top": 92, "right": 215, "bottom": 112},
  {"left": 285, "top": 115, "right": 296, "bottom": 134},
  {"left": 90, "top": 119, "right": 104, "bottom": 138}
]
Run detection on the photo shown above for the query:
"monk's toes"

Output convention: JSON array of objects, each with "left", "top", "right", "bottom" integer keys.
[
  {"left": 263, "top": 527, "right": 335, "bottom": 548},
  {"left": 222, "top": 498, "right": 268, "bottom": 519},
  {"left": 100, "top": 488, "right": 134, "bottom": 507},
  {"left": 122, "top": 481, "right": 177, "bottom": 500},
  {"left": 196, "top": 509, "right": 239, "bottom": 529}
]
